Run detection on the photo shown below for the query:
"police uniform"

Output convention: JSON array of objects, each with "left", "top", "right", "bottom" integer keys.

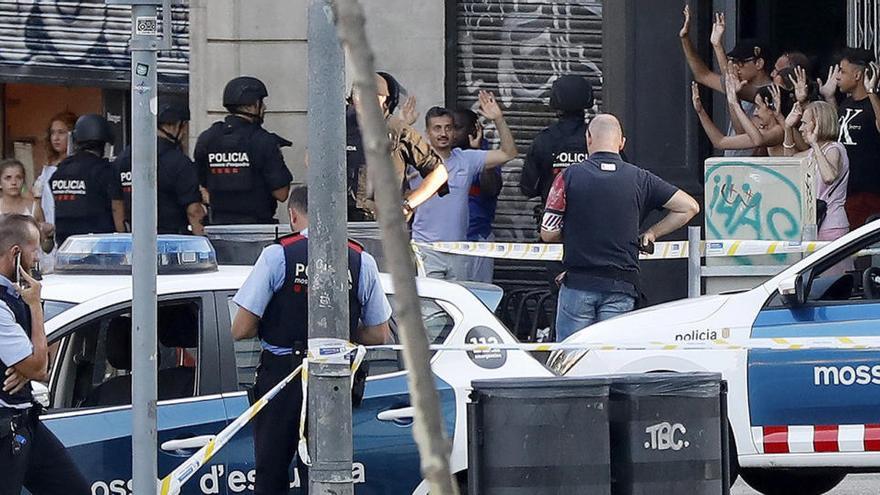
[
  {"left": 51, "top": 150, "right": 122, "bottom": 246},
  {"left": 233, "top": 231, "right": 391, "bottom": 494},
  {"left": 520, "top": 75, "right": 594, "bottom": 290},
  {"left": 114, "top": 139, "right": 202, "bottom": 234},
  {"left": 194, "top": 115, "right": 293, "bottom": 225},
  {"left": 0, "top": 276, "right": 89, "bottom": 494}
]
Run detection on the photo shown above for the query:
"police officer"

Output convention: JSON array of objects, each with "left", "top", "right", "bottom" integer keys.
[
  {"left": 195, "top": 76, "right": 293, "bottom": 225},
  {"left": 0, "top": 214, "right": 90, "bottom": 494},
  {"left": 114, "top": 97, "right": 205, "bottom": 235},
  {"left": 51, "top": 114, "right": 125, "bottom": 246},
  {"left": 520, "top": 74, "right": 594, "bottom": 216},
  {"left": 519, "top": 75, "right": 593, "bottom": 291},
  {"left": 346, "top": 72, "right": 449, "bottom": 221},
  {"left": 231, "top": 186, "right": 390, "bottom": 494}
]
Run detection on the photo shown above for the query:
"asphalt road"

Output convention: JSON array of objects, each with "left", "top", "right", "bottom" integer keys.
[{"left": 732, "top": 474, "right": 880, "bottom": 494}]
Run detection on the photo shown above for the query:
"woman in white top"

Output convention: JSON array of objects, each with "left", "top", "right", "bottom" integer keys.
[{"left": 33, "top": 111, "right": 77, "bottom": 273}]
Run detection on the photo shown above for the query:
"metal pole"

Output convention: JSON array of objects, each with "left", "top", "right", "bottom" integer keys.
[
  {"left": 331, "top": 1, "right": 459, "bottom": 492},
  {"left": 127, "top": 2, "right": 160, "bottom": 493},
  {"left": 307, "top": 1, "right": 352, "bottom": 493},
  {"left": 688, "top": 226, "right": 701, "bottom": 298}
]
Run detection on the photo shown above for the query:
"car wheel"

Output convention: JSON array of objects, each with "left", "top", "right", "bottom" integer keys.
[{"left": 740, "top": 469, "right": 846, "bottom": 495}]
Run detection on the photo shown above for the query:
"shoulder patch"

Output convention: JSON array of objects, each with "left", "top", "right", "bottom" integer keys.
[
  {"left": 347, "top": 238, "right": 365, "bottom": 253},
  {"left": 278, "top": 233, "right": 306, "bottom": 247}
]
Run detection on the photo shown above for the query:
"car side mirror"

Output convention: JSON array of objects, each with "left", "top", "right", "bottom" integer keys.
[{"left": 779, "top": 274, "right": 807, "bottom": 307}]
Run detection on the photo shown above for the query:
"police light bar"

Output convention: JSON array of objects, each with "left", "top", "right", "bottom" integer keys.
[{"left": 55, "top": 234, "right": 218, "bottom": 275}]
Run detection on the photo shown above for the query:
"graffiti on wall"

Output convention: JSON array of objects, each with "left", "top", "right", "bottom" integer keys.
[
  {"left": 456, "top": 1, "right": 604, "bottom": 241},
  {"left": 0, "top": 1, "right": 187, "bottom": 82},
  {"left": 705, "top": 161, "right": 810, "bottom": 242},
  {"left": 459, "top": 0, "right": 603, "bottom": 108}
]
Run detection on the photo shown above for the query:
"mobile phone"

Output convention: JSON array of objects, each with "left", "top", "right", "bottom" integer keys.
[
  {"left": 638, "top": 236, "right": 655, "bottom": 255},
  {"left": 14, "top": 252, "right": 21, "bottom": 287}
]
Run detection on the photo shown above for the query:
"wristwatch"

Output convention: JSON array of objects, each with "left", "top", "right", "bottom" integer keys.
[{"left": 402, "top": 199, "right": 414, "bottom": 216}]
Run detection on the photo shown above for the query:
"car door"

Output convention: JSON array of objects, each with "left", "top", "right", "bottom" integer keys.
[
  {"left": 40, "top": 293, "right": 230, "bottom": 495},
  {"left": 747, "top": 234, "right": 880, "bottom": 456},
  {"left": 215, "top": 292, "right": 456, "bottom": 494}
]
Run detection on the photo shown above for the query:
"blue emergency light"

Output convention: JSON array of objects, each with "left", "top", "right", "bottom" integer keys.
[{"left": 55, "top": 234, "right": 218, "bottom": 274}]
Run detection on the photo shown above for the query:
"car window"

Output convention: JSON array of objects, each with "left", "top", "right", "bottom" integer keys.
[
  {"left": 364, "top": 297, "right": 456, "bottom": 377},
  {"left": 228, "top": 295, "right": 457, "bottom": 387},
  {"left": 49, "top": 300, "right": 202, "bottom": 409},
  {"left": 805, "top": 236, "right": 880, "bottom": 303},
  {"left": 43, "top": 300, "right": 75, "bottom": 322}
]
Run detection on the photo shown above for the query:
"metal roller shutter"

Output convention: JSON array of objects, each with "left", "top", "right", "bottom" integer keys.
[
  {"left": 0, "top": 1, "right": 189, "bottom": 89},
  {"left": 455, "top": 0, "right": 603, "bottom": 288}
]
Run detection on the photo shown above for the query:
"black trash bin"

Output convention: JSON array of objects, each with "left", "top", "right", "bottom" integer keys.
[
  {"left": 608, "top": 372, "right": 724, "bottom": 495},
  {"left": 469, "top": 377, "right": 612, "bottom": 495}
]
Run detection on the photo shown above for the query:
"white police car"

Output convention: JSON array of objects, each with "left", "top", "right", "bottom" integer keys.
[
  {"left": 550, "top": 220, "right": 880, "bottom": 495},
  {"left": 35, "top": 234, "right": 551, "bottom": 495}
]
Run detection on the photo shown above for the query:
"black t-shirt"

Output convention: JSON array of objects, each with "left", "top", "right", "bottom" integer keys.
[
  {"left": 114, "top": 138, "right": 202, "bottom": 233},
  {"left": 838, "top": 97, "right": 880, "bottom": 195},
  {"left": 545, "top": 152, "right": 678, "bottom": 296}
]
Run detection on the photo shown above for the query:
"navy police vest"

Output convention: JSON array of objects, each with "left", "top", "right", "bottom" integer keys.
[{"left": 258, "top": 234, "right": 364, "bottom": 349}]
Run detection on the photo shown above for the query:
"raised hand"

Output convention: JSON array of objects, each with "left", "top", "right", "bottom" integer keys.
[
  {"left": 710, "top": 12, "right": 725, "bottom": 46},
  {"left": 818, "top": 64, "right": 840, "bottom": 100},
  {"left": 865, "top": 62, "right": 880, "bottom": 94},
  {"left": 477, "top": 90, "right": 503, "bottom": 121},
  {"left": 691, "top": 81, "right": 704, "bottom": 113},
  {"left": 785, "top": 101, "right": 804, "bottom": 129},
  {"left": 789, "top": 65, "right": 809, "bottom": 103},
  {"left": 400, "top": 95, "right": 419, "bottom": 126},
  {"left": 769, "top": 84, "right": 783, "bottom": 116},
  {"left": 725, "top": 65, "right": 745, "bottom": 104},
  {"left": 679, "top": 4, "right": 691, "bottom": 38}
]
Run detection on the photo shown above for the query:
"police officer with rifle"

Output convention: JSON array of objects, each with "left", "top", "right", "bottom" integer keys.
[
  {"left": 195, "top": 76, "right": 294, "bottom": 225},
  {"left": 115, "top": 97, "right": 205, "bottom": 235}
]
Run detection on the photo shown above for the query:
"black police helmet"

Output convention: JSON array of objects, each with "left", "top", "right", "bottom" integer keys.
[
  {"left": 223, "top": 76, "right": 269, "bottom": 108},
  {"left": 377, "top": 71, "right": 401, "bottom": 115},
  {"left": 72, "top": 114, "right": 113, "bottom": 145},
  {"left": 549, "top": 75, "right": 594, "bottom": 113},
  {"left": 157, "top": 97, "right": 191, "bottom": 125}
]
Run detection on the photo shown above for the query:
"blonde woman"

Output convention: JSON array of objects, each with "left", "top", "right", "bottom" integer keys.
[
  {"left": 0, "top": 160, "right": 34, "bottom": 216},
  {"left": 784, "top": 101, "right": 849, "bottom": 241}
]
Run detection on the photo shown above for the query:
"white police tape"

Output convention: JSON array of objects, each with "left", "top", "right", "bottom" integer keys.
[
  {"left": 297, "top": 340, "right": 366, "bottom": 467},
  {"left": 416, "top": 239, "right": 835, "bottom": 261},
  {"left": 158, "top": 341, "right": 364, "bottom": 495}
]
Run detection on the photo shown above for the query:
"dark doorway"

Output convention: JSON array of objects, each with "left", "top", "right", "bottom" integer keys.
[{"left": 738, "top": 0, "right": 847, "bottom": 74}]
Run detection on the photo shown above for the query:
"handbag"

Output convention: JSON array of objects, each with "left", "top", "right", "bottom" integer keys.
[{"left": 816, "top": 168, "right": 847, "bottom": 228}]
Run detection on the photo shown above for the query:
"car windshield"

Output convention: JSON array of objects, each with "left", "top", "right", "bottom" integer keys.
[{"left": 43, "top": 300, "right": 76, "bottom": 322}]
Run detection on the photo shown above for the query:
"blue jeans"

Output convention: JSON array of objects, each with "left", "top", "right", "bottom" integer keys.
[{"left": 555, "top": 285, "right": 636, "bottom": 341}]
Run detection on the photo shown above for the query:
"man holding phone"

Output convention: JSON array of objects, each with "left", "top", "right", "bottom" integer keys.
[
  {"left": 540, "top": 115, "right": 699, "bottom": 341},
  {"left": 0, "top": 214, "right": 89, "bottom": 494}
]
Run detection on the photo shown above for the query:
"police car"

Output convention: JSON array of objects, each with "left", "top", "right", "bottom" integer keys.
[
  {"left": 549, "top": 220, "right": 880, "bottom": 495},
  {"left": 35, "top": 234, "right": 551, "bottom": 495}
]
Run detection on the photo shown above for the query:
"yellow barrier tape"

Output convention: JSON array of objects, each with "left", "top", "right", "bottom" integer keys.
[{"left": 417, "top": 239, "right": 837, "bottom": 261}]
